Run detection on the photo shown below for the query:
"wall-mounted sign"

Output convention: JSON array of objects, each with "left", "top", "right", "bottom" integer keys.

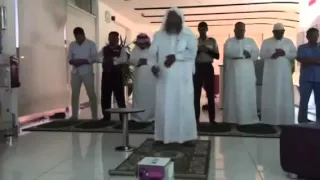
[
  {"left": 0, "top": 6, "right": 7, "bottom": 30},
  {"left": 105, "top": 11, "right": 111, "bottom": 23}
]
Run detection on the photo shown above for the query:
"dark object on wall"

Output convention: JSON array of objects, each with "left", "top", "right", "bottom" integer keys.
[
  {"left": 280, "top": 122, "right": 320, "bottom": 179},
  {"left": 10, "top": 56, "right": 20, "bottom": 88},
  {"left": 111, "top": 16, "right": 116, "bottom": 21}
]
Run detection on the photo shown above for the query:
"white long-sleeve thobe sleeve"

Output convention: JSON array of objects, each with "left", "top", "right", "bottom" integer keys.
[
  {"left": 223, "top": 39, "right": 241, "bottom": 59},
  {"left": 259, "top": 40, "right": 271, "bottom": 60},
  {"left": 249, "top": 38, "right": 260, "bottom": 60},
  {"left": 175, "top": 35, "right": 198, "bottom": 62},
  {"left": 128, "top": 47, "right": 140, "bottom": 66},
  {"left": 284, "top": 40, "right": 297, "bottom": 61},
  {"left": 148, "top": 32, "right": 159, "bottom": 66}
]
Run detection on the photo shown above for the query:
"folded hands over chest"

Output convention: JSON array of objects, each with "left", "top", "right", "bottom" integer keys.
[{"left": 69, "top": 59, "right": 89, "bottom": 67}]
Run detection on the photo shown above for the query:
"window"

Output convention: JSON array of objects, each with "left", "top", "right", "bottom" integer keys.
[{"left": 68, "top": 0, "right": 93, "bottom": 14}]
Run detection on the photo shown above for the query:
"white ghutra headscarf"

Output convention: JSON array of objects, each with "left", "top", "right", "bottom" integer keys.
[{"left": 160, "top": 7, "right": 194, "bottom": 36}]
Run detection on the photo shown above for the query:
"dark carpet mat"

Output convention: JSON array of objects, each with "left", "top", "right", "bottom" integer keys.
[
  {"left": 236, "top": 123, "right": 278, "bottom": 134},
  {"left": 108, "top": 138, "right": 211, "bottom": 180},
  {"left": 23, "top": 120, "right": 280, "bottom": 138},
  {"left": 36, "top": 120, "right": 80, "bottom": 129},
  {"left": 74, "top": 120, "right": 115, "bottom": 129},
  {"left": 197, "top": 122, "right": 232, "bottom": 133},
  {"left": 112, "top": 121, "right": 153, "bottom": 131}
]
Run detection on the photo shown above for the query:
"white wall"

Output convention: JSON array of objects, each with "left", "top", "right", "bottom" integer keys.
[
  {"left": 97, "top": 1, "right": 158, "bottom": 49},
  {"left": 18, "top": 0, "right": 69, "bottom": 116},
  {"left": 98, "top": 1, "right": 133, "bottom": 49},
  {"left": 66, "top": 4, "right": 98, "bottom": 103}
]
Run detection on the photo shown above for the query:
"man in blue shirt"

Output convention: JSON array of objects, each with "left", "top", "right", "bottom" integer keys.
[{"left": 297, "top": 28, "right": 320, "bottom": 123}]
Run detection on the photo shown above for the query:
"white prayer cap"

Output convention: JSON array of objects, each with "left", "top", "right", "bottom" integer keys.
[{"left": 273, "top": 23, "right": 285, "bottom": 30}]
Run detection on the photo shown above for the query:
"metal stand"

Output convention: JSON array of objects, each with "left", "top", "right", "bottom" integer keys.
[
  {"left": 115, "top": 113, "right": 134, "bottom": 152},
  {"left": 105, "top": 108, "right": 144, "bottom": 152}
]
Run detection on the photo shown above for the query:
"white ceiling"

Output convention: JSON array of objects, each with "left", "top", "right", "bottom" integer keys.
[{"left": 102, "top": 0, "right": 300, "bottom": 36}]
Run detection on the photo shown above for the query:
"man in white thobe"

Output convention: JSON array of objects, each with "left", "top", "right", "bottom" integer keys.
[
  {"left": 260, "top": 23, "right": 297, "bottom": 125},
  {"left": 129, "top": 33, "right": 156, "bottom": 122},
  {"left": 149, "top": 7, "right": 198, "bottom": 145},
  {"left": 223, "top": 22, "right": 260, "bottom": 124}
]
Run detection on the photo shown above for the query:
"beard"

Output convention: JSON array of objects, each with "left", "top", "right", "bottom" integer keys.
[{"left": 165, "top": 24, "right": 182, "bottom": 34}]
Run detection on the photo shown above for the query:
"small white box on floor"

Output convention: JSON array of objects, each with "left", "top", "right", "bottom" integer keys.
[{"left": 137, "top": 157, "right": 174, "bottom": 180}]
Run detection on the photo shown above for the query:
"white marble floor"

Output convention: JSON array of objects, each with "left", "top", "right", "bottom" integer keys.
[
  {"left": 0, "top": 131, "right": 289, "bottom": 180},
  {"left": 1, "top": 103, "right": 313, "bottom": 180}
]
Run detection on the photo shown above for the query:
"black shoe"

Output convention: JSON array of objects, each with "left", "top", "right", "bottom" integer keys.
[
  {"left": 210, "top": 120, "right": 217, "bottom": 124},
  {"left": 100, "top": 118, "right": 115, "bottom": 125},
  {"left": 298, "top": 119, "right": 313, "bottom": 123},
  {"left": 100, "top": 117, "right": 110, "bottom": 121}
]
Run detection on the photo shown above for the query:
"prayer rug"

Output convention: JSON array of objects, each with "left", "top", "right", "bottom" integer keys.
[
  {"left": 236, "top": 124, "right": 278, "bottom": 134},
  {"left": 108, "top": 138, "right": 211, "bottom": 180},
  {"left": 23, "top": 119, "right": 280, "bottom": 138}
]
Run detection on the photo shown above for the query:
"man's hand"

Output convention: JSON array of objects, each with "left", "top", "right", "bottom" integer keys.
[
  {"left": 137, "top": 58, "right": 147, "bottom": 67},
  {"left": 198, "top": 45, "right": 208, "bottom": 52},
  {"left": 70, "top": 59, "right": 89, "bottom": 67},
  {"left": 271, "top": 49, "right": 286, "bottom": 59},
  {"left": 271, "top": 52, "right": 280, "bottom": 59},
  {"left": 69, "top": 59, "right": 82, "bottom": 67},
  {"left": 164, "top": 54, "right": 176, "bottom": 68},
  {"left": 151, "top": 66, "right": 159, "bottom": 77},
  {"left": 275, "top": 49, "right": 286, "bottom": 56},
  {"left": 243, "top": 50, "right": 251, "bottom": 59}
]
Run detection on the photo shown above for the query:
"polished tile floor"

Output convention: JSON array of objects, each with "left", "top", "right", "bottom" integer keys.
[{"left": 0, "top": 96, "right": 314, "bottom": 180}]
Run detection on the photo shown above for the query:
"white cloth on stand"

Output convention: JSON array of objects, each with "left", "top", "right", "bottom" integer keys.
[
  {"left": 260, "top": 37, "right": 296, "bottom": 125},
  {"left": 223, "top": 37, "right": 260, "bottom": 124},
  {"left": 129, "top": 46, "right": 156, "bottom": 122},
  {"left": 148, "top": 7, "right": 198, "bottom": 144}
]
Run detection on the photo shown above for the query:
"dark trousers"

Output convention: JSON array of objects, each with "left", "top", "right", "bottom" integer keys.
[
  {"left": 193, "top": 62, "right": 215, "bottom": 123},
  {"left": 298, "top": 81, "right": 320, "bottom": 122},
  {"left": 101, "top": 71, "right": 126, "bottom": 121}
]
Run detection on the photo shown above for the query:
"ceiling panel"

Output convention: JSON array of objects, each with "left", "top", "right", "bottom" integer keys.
[
  {"left": 102, "top": 0, "right": 300, "bottom": 35},
  {"left": 146, "top": 13, "right": 298, "bottom": 23},
  {"left": 139, "top": 5, "right": 298, "bottom": 17},
  {"left": 186, "top": 19, "right": 297, "bottom": 27}
]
